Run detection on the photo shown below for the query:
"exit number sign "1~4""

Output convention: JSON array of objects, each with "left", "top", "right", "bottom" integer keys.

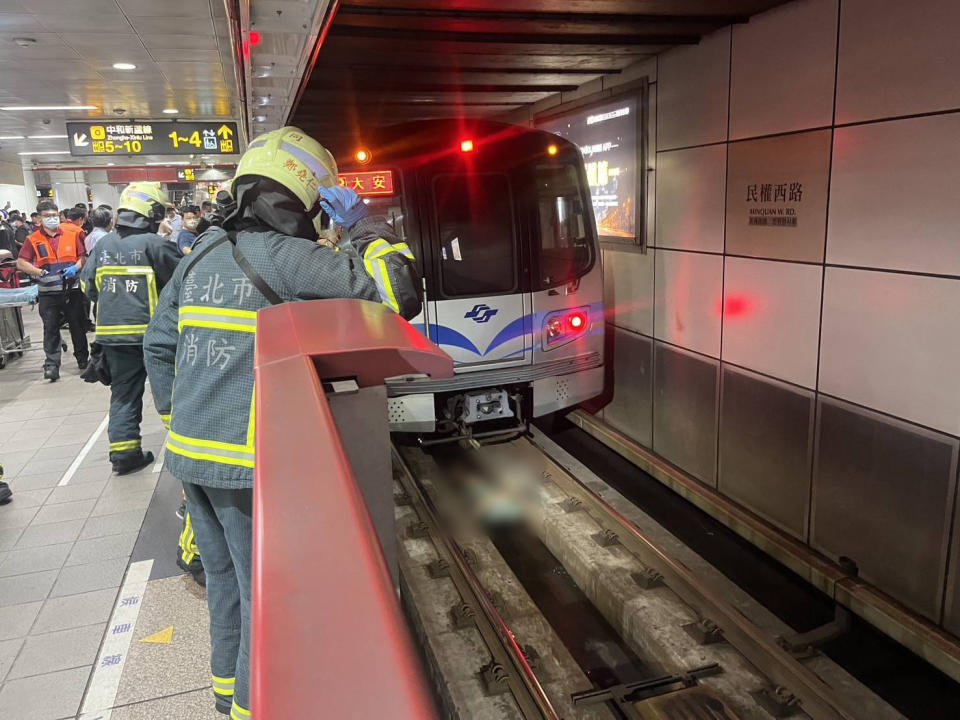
[{"left": 66, "top": 121, "right": 239, "bottom": 157}]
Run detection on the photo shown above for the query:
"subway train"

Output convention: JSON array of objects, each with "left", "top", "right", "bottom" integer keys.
[{"left": 339, "top": 120, "right": 604, "bottom": 440}]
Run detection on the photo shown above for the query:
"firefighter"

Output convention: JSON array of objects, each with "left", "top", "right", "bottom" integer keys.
[
  {"left": 143, "top": 126, "right": 420, "bottom": 719},
  {"left": 83, "top": 182, "right": 181, "bottom": 474}
]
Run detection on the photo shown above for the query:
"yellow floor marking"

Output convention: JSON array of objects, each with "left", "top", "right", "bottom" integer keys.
[{"left": 140, "top": 626, "right": 174, "bottom": 644}]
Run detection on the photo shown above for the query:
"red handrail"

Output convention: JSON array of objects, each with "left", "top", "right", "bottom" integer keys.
[{"left": 252, "top": 299, "right": 451, "bottom": 719}]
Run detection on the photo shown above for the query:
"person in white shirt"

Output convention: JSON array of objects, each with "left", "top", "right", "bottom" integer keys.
[{"left": 85, "top": 206, "right": 113, "bottom": 252}]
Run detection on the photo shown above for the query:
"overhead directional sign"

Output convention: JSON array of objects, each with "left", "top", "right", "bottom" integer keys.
[{"left": 66, "top": 120, "right": 239, "bottom": 157}]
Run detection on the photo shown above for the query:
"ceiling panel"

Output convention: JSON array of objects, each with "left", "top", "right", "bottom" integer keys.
[
  {"left": 139, "top": 34, "right": 222, "bottom": 51},
  {"left": 36, "top": 13, "right": 133, "bottom": 33},
  {"left": 128, "top": 15, "right": 216, "bottom": 36},
  {"left": 118, "top": 0, "right": 213, "bottom": 17},
  {"left": 0, "top": 13, "right": 45, "bottom": 32},
  {"left": 0, "top": 33, "right": 81, "bottom": 59},
  {"left": 22, "top": 0, "right": 118, "bottom": 12}
]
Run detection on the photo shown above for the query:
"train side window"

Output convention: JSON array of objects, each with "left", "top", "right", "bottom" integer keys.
[
  {"left": 433, "top": 173, "right": 516, "bottom": 297},
  {"left": 535, "top": 163, "right": 593, "bottom": 289}
]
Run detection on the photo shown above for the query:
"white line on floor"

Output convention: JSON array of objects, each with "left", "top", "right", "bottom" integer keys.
[
  {"left": 152, "top": 433, "right": 168, "bottom": 473},
  {"left": 58, "top": 413, "right": 109, "bottom": 487},
  {"left": 77, "top": 559, "right": 154, "bottom": 720}
]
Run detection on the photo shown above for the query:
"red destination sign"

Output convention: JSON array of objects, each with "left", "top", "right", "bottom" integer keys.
[{"left": 337, "top": 170, "right": 395, "bottom": 197}]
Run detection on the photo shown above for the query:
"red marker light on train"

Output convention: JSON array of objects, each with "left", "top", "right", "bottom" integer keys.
[
  {"left": 547, "top": 144, "right": 558, "bottom": 156},
  {"left": 460, "top": 139, "right": 474, "bottom": 153},
  {"left": 543, "top": 308, "right": 589, "bottom": 348},
  {"left": 249, "top": 31, "right": 261, "bottom": 46}
]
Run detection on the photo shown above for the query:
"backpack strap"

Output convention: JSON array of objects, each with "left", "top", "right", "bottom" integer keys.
[{"left": 226, "top": 231, "right": 284, "bottom": 305}]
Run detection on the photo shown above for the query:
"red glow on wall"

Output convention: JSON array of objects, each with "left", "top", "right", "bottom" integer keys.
[
  {"left": 720, "top": 295, "right": 753, "bottom": 318},
  {"left": 249, "top": 30, "right": 261, "bottom": 46}
]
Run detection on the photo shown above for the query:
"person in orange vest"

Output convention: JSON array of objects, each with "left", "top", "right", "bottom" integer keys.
[{"left": 16, "top": 199, "right": 89, "bottom": 381}]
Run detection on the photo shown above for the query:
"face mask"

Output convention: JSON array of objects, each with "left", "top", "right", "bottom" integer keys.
[
  {"left": 184, "top": 219, "right": 199, "bottom": 231},
  {"left": 42, "top": 216, "right": 60, "bottom": 231}
]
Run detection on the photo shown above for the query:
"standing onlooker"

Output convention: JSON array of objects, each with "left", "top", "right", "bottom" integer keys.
[
  {"left": 65, "top": 207, "right": 86, "bottom": 230},
  {"left": 10, "top": 212, "right": 29, "bottom": 253},
  {"left": 16, "top": 200, "right": 89, "bottom": 381},
  {"left": 30, "top": 212, "right": 41, "bottom": 232},
  {"left": 75, "top": 203, "right": 93, "bottom": 234},
  {"left": 175, "top": 205, "right": 201, "bottom": 254},
  {"left": 85, "top": 206, "right": 113, "bottom": 253},
  {"left": 0, "top": 213, "right": 15, "bottom": 257}
]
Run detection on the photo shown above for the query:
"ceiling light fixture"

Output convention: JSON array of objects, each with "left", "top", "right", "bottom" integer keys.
[
  {"left": 12, "top": 37, "right": 37, "bottom": 48},
  {"left": 107, "top": 162, "right": 115, "bottom": 166},
  {"left": 1, "top": 105, "right": 98, "bottom": 111},
  {"left": 112, "top": 62, "right": 137, "bottom": 70},
  {"left": 162, "top": 108, "right": 179, "bottom": 114},
  {"left": 27, "top": 134, "right": 67, "bottom": 139},
  {"left": 145, "top": 161, "right": 190, "bottom": 165},
  {"left": 0, "top": 135, "right": 24, "bottom": 140},
  {"left": 18, "top": 150, "right": 70, "bottom": 155},
  {"left": 254, "top": 115, "right": 266, "bottom": 122}
]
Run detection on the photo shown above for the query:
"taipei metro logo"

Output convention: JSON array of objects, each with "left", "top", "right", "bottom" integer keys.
[{"left": 464, "top": 304, "right": 498, "bottom": 324}]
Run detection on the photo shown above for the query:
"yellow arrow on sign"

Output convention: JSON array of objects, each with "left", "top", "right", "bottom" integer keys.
[
  {"left": 217, "top": 124, "right": 234, "bottom": 139},
  {"left": 140, "top": 626, "right": 174, "bottom": 644}
]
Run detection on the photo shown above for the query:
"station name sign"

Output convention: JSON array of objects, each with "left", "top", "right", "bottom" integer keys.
[
  {"left": 337, "top": 169, "right": 394, "bottom": 197},
  {"left": 66, "top": 121, "right": 239, "bottom": 157}
]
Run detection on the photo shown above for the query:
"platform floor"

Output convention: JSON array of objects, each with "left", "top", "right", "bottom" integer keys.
[{"left": 0, "top": 308, "right": 218, "bottom": 719}]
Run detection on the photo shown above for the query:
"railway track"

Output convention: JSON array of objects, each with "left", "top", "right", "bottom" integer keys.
[{"left": 392, "top": 435, "right": 899, "bottom": 720}]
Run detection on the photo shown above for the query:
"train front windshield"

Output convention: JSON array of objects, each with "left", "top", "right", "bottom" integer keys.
[{"left": 362, "top": 196, "right": 406, "bottom": 243}]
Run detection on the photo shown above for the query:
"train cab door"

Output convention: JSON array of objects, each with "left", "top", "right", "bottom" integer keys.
[{"left": 420, "top": 167, "right": 533, "bottom": 372}]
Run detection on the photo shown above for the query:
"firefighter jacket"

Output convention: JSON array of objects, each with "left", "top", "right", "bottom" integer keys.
[
  {"left": 82, "top": 232, "right": 182, "bottom": 344},
  {"left": 143, "top": 217, "right": 420, "bottom": 490}
]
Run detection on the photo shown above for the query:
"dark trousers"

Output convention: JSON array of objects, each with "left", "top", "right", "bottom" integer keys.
[
  {"left": 182, "top": 482, "right": 253, "bottom": 716},
  {"left": 37, "top": 289, "right": 89, "bottom": 369},
  {"left": 103, "top": 345, "right": 146, "bottom": 462}
]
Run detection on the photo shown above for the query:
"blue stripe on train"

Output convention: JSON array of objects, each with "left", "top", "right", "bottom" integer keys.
[{"left": 413, "top": 303, "right": 603, "bottom": 357}]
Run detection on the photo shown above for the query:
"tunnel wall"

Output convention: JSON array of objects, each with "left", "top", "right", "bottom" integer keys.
[{"left": 517, "top": 0, "right": 960, "bottom": 634}]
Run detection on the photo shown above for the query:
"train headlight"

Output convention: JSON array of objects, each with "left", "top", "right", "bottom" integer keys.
[
  {"left": 543, "top": 307, "right": 590, "bottom": 349},
  {"left": 546, "top": 317, "right": 564, "bottom": 340}
]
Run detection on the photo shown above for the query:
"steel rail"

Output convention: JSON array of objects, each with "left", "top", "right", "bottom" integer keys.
[
  {"left": 515, "top": 438, "right": 860, "bottom": 720},
  {"left": 392, "top": 446, "right": 560, "bottom": 720}
]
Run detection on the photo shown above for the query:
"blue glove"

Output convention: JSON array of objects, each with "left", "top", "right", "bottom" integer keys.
[
  {"left": 318, "top": 185, "right": 368, "bottom": 229},
  {"left": 62, "top": 264, "right": 80, "bottom": 280}
]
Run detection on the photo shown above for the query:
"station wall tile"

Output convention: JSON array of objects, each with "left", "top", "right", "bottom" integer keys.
[
  {"left": 819, "top": 267, "right": 960, "bottom": 436},
  {"left": 835, "top": 0, "right": 960, "bottom": 124},
  {"left": 603, "top": 248, "right": 654, "bottom": 337},
  {"left": 605, "top": 328, "right": 653, "bottom": 447},
  {"left": 656, "top": 28, "right": 730, "bottom": 151},
  {"left": 721, "top": 257, "right": 823, "bottom": 389},
  {"left": 655, "top": 144, "right": 727, "bottom": 253},
  {"left": 653, "top": 343, "right": 719, "bottom": 486},
  {"left": 718, "top": 366, "right": 815, "bottom": 540},
  {"left": 726, "top": 129, "right": 832, "bottom": 263},
  {"left": 811, "top": 397, "right": 957, "bottom": 621},
  {"left": 646, "top": 81, "right": 658, "bottom": 247},
  {"left": 827, "top": 113, "right": 960, "bottom": 276},
  {"left": 729, "top": 0, "right": 838, "bottom": 140},
  {"left": 943, "top": 488, "right": 960, "bottom": 636},
  {"left": 654, "top": 250, "right": 723, "bottom": 359}
]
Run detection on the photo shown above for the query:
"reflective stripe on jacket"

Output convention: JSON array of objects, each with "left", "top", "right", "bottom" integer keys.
[
  {"left": 82, "top": 231, "right": 182, "bottom": 345},
  {"left": 27, "top": 226, "right": 83, "bottom": 293},
  {"left": 143, "top": 219, "right": 422, "bottom": 490}
]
